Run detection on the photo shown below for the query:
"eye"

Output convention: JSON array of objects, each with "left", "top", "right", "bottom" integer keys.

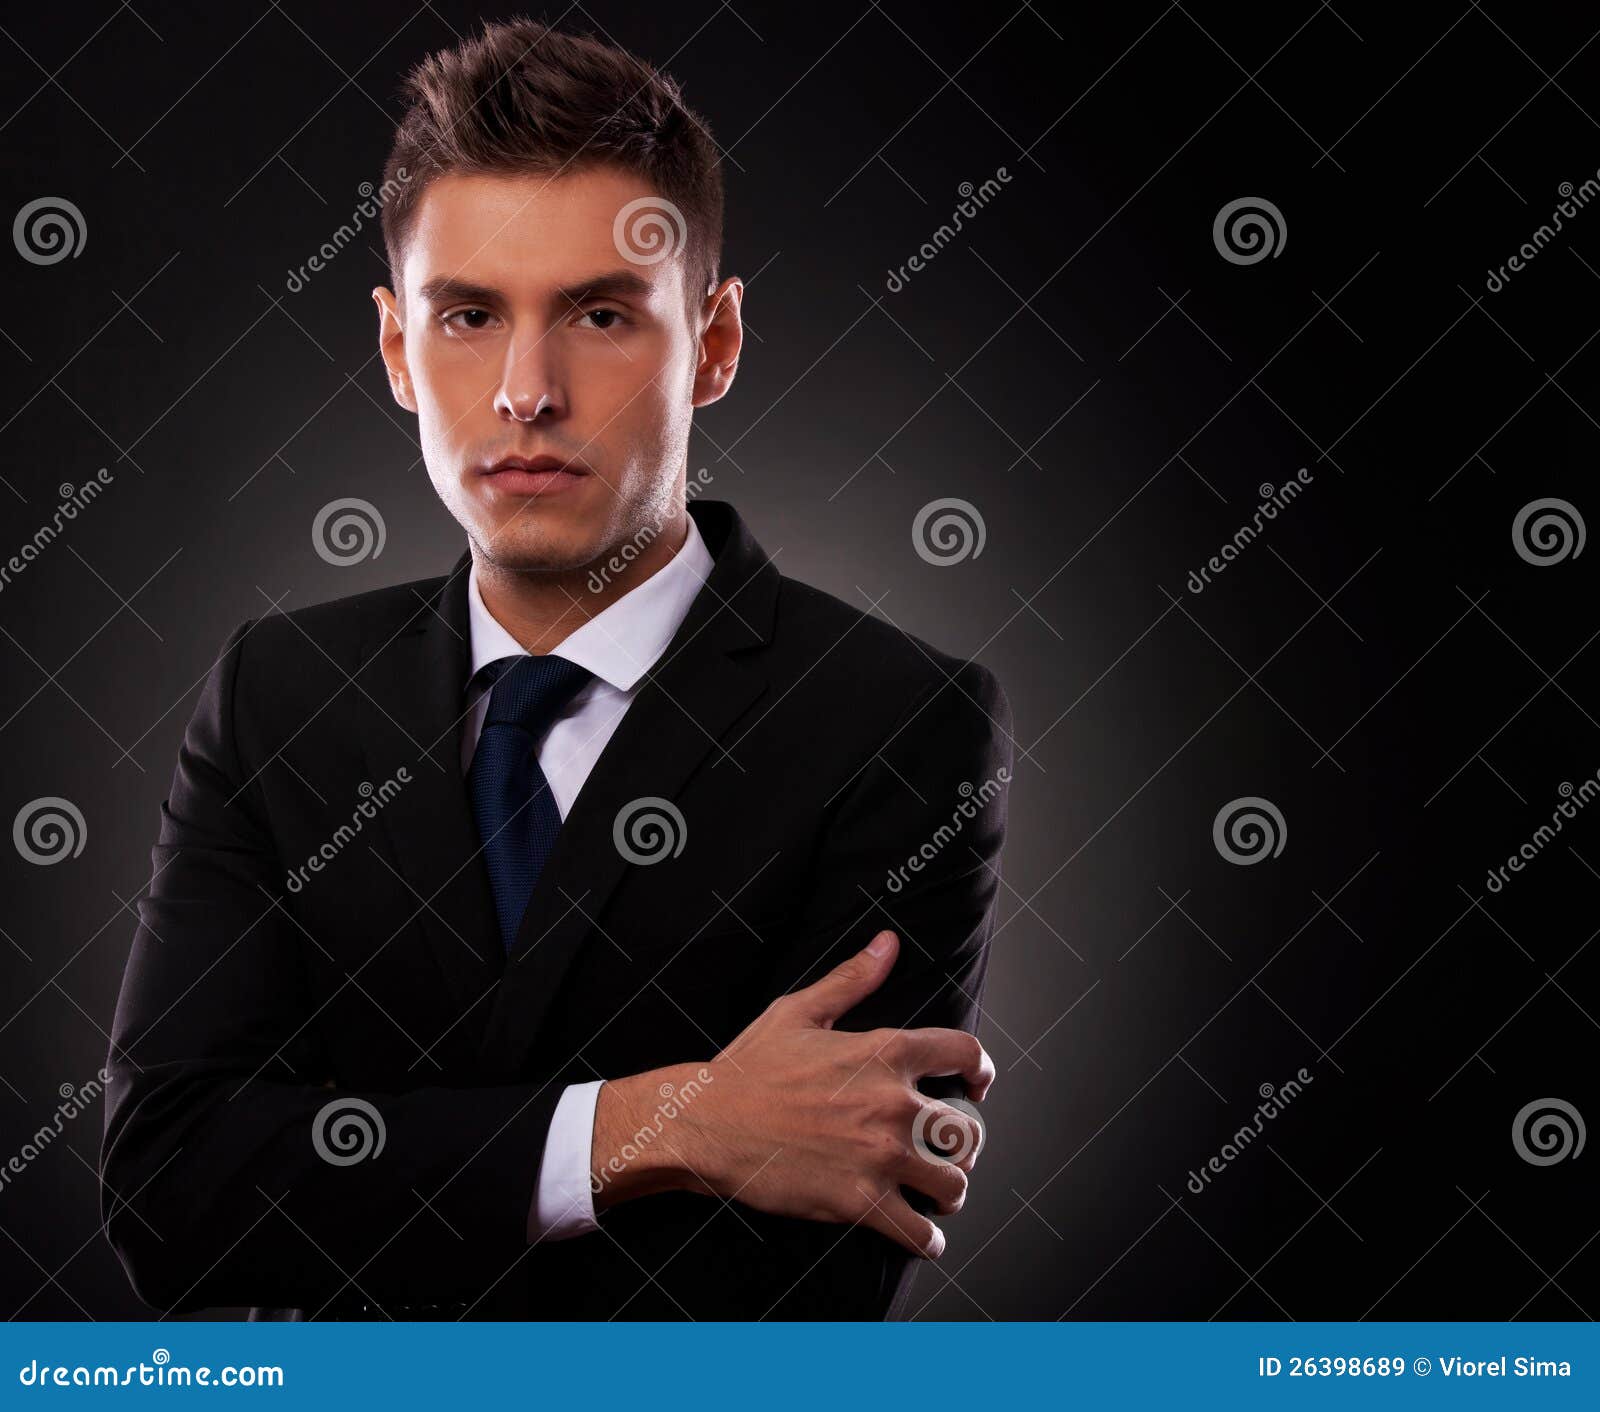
[
  {"left": 577, "top": 306, "right": 626, "bottom": 331},
  {"left": 441, "top": 307, "right": 499, "bottom": 333}
]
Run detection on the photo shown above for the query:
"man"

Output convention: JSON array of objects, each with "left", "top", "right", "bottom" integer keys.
[{"left": 100, "top": 18, "right": 1012, "bottom": 1321}]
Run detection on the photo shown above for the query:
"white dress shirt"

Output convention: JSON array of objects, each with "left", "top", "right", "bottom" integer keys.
[{"left": 459, "top": 514, "right": 715, "bottom": 1243}]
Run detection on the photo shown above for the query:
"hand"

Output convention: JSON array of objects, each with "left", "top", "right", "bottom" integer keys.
[{"left": 590, "top": 931, "right": 994, "bottom": 1259}]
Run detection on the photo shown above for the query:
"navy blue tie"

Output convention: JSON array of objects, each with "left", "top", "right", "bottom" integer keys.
[{"left": 466, "top": 653, "right": 593, "bottom": 953}]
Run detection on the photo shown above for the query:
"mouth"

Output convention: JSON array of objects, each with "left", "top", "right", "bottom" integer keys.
[{"left": 475, "top": 454, "right": 591, "bottom": 498}]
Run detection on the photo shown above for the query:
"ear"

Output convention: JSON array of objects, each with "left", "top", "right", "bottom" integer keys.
[
  {"left": 691, "top": 275, "right": 743, "bottom": 410},
  {"left": 372, "top": 286, "right": 417, "bottom": 413}
]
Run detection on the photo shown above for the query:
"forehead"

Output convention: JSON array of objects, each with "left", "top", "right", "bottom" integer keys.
[{"left": 401, "top": 166, "right": 683, "bottom": 299}]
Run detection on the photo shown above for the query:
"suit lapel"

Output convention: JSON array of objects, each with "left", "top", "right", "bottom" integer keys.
[
  {"left": 476, "top": 500, "right": 779, "bottom": 1077},
  {"left": 357, "top": 551, "right": 506, "bottom": 1028}
]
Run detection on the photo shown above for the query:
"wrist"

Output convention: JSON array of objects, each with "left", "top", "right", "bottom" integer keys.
[{"left": 589, "top": 1063, "right": 719, "bottom": 1212}]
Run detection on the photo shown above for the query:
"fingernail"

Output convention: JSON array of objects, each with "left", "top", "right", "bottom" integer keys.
[{"left": 866, "top": 931, "right": 892, "bottom": 957}]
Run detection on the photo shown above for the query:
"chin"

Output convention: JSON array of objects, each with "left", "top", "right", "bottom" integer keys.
[{"left": 476, "top": 515, "right": 606, "bottom": 575}]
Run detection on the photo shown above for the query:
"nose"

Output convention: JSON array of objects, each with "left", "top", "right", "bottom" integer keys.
[{"left": 494, "top": 333, "right": 567, "bottom": 425}]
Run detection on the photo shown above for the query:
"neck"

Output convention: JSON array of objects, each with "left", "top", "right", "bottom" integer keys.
[{"left": 471, "top": 505, "right": 690, "bottom": 657}]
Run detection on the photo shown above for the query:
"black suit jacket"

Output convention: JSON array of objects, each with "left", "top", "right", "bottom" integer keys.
[{"left": 100, "top": 499, "right": 1012, "bottom": 1320}]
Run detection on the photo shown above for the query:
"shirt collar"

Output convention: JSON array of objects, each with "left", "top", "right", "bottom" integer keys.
[{"left": 465, "top": 512, "right": 715, "bottom": 694}]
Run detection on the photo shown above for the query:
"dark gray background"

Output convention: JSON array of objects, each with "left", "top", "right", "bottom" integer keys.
[{"left": 1, "top": 0, "right": 1596, "bottom": 1320}]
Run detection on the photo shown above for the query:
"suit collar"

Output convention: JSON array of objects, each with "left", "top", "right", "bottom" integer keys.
[{"left": 355, "top": 499, "right": 778, "bottom": 1072}]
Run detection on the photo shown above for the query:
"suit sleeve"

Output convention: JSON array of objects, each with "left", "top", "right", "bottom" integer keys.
[
  {"left": 755, "top": 657, "right": 1014, "bottom": 1318},
  {"left": 99, "top": 618, "right": 565, "bottom": 1314}
]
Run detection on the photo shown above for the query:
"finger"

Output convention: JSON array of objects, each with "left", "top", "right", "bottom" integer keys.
[
  {"left": 786, "top": 931, "right": 898, "bottom": 1028},
  {"left": 897, "top": 1145, "right": 969, "bottom": 1215},
  {"left": 860, "top": 1189, "right": 945, "bottom": 1260},
  {"left": 893, "top": 1027, "right": 995, "bottom": 1099},
  {"left": 910, "top": 1099, "right": 985, "bottom": 1174}
]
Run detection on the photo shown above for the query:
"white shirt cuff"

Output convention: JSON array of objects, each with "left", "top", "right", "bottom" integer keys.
[{"left": 528, "top": 1079, "right": 603, "bottom": 1242}]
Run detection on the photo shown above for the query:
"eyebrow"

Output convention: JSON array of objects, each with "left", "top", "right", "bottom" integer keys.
[{"left": 415, "top": 269, "right": 657, "bottom": 309}]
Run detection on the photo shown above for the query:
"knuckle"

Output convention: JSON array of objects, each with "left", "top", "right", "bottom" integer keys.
[{"left": 830, "top": 957, "right": 868, "bottom": 985}]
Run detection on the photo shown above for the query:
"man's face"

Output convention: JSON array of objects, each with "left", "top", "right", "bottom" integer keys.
[{"left": 374, "top": 166, "right": 721, "bottom": 573}]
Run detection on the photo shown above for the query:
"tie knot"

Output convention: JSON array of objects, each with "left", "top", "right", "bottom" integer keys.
[{"left": 476, "top": 653, "right": 592, "bottom": 735}]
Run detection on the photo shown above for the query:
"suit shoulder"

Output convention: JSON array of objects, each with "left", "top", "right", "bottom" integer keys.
[{"left": 232, "top": 563, "right": 453, "bottom": 666}]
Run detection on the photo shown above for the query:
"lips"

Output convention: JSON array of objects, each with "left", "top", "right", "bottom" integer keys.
[{"left": 476, "top": 455, "right": 590, "bottom": 497}]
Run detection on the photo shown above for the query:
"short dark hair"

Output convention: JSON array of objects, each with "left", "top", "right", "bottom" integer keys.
[{"left": 380, "top": 18, "right": 724, "bottom": 317}]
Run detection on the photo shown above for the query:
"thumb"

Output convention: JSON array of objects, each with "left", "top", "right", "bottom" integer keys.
[{"left": 789, "top": 930, "right": 898, "bottom": 1028}]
